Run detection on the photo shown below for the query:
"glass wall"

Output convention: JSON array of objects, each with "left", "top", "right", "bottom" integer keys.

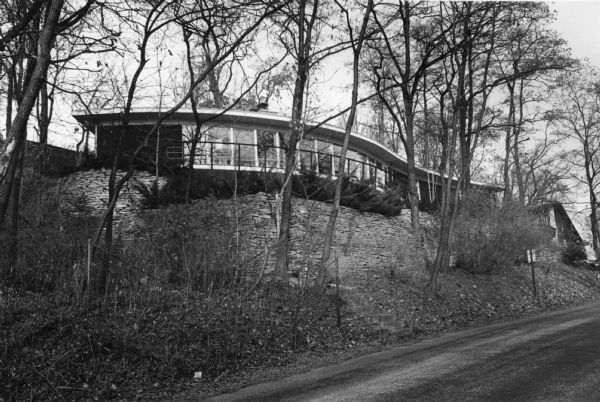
[
  {"left": 299, "top": 137, "right": 316, "bottom": 172},
  {"left": 233, "top": 127, "right": 255, "bottom": 167},
  {"left": 257, "top": 130, "right": 278, "bottom": 170},
  {"left": 182, "top": 122, "right": 391, "bottom": 188}
]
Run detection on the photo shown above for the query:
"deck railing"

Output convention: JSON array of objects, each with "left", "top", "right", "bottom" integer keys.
[{"left": 179, "top": 141, "right": 395, "bottom": 187}]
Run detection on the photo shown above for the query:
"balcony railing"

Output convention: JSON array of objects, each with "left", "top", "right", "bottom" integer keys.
[{"left": 179, "top": 141, "right": 397, "bottom": 188}]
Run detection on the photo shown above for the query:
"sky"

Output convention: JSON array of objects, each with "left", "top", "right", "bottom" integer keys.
[
  {"left": 553, "top": 1, "right": 600, "bottom": 67},
  {"left": 551, "top": 1, "right": 600, "bottom": 243}
]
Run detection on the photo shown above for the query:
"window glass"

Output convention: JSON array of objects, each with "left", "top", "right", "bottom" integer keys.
[
  {"left": 257, "top": 130, "right": 277, "bottom": 169},
  {"left": 233, "top": 128, "right": 255, "bottom": 167},
  {"left": 299, "top": 137, "right": 315, "bottom": 151},
  {"left": 316, "top": 140, "right": 330, "bottom": 154},
  {"left": 316, "top": 140, "right": 331, "bottom": 175},
  {"left": 206, "top": 126, "right": 230, "bottom": 144},
  {"left": 205, "top": 126, "right": 232, "bottom": 166}
]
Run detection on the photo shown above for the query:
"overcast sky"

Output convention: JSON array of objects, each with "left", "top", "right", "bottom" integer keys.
[{"left": 553, "top": 1, "right": 600, "bottom": 67}]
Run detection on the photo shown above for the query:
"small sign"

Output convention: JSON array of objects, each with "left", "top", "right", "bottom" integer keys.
[{"left": 527, "top": 249, "right": 537, "bottom": 263}]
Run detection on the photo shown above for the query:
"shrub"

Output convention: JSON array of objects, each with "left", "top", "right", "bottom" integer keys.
[
  {"left": 129, "top": 200, "right": 251, "bottom": 291},
  {"left": 453, "top": 193, "right": 548, "bottom": 273},
  {"left": 0, "top": 201, "right": 99, "bottom": 293},
  {"left": 136, "top": 169, "right": 409, "bottom": 216},
  {"left": 562, "top": 242, "right": 587, "bottom": 265}
]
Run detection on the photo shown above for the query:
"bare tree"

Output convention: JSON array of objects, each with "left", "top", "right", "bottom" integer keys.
[
  {"left": 318, "top": 0, "right": 373, "bottom": 285},
  {"left": 0, "top": 0, "right": 63, "bottom": 229},
  {"left": 369, "top": 1, "right": 456, "bottom": 235},
  {"left": 272, "top": 0, "right": 349, "bottom": 280},
  {"left": 552, "top": 65, "right": 600, "bottom": 259},
  {"left": 427, "top": 2, "right": 501, "bottom": 291},
  {"left": 496, "top": 2, "right": 572, "bottom": 203},
  {"left": 88, "top": 0, "right": 286, "bottom": 295}
]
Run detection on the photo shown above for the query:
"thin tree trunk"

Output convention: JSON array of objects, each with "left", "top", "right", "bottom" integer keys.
[
  {"left": 318, "top": 0, "right": 372, "bottom": 286},
  {"left": 6, "top": 139, "right": 25, "bottom": 274},
  {"left": 0, "top": 0, "right": 63, "bottom": 228},
  {"left": 514, "top": 77, "right": 526, "bottom": 204},
  {"left": 503, "top": 82, "right": 514, "bottom": 202},
  {"left": 275, "top": 0, "right": 317, "bottom": 280},
  {"left": 585, "top": 152, "right": 600, "bottom": 258},
  {"left": 36, "top": 76, "right": 50, "bottom": 224}
]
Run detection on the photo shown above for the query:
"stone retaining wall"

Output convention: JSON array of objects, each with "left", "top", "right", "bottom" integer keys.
[
  {"left": 130, "top": 193, "right": 435, "bottom": 277},
  {"left": 50, "top": 169, "right": 166, "bottom": 234},
  {"left": 48, "top": 169, "right": 433, "bottom": 276},
  {"left": 50, "top": 169, "right": 566, "bottom": 279}
]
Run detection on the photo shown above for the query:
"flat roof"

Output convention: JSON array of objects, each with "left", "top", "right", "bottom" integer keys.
[{"left": 73, "top": 107, "right": 503, "bottom": 191}]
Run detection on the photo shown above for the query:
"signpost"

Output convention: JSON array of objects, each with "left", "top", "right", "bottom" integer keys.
[{"left": 527, "top": 249, "right": 537, "bottom": 297}]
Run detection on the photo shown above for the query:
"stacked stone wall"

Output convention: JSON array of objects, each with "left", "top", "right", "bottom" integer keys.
[
  {"left": 50, "top": 169, "right": 166, "bottom": 235},
  {"left": 47, "top": 169, "right": 433, "bottom": 276}
]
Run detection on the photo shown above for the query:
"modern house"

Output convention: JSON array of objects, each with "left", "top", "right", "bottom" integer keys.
[{"left": 73, "top": 108, "right": 502, "bottom": 208}]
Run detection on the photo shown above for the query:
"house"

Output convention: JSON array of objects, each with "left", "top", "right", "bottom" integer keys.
[{"left": 72, "top": 108, "right": 502, "bottom": 209}]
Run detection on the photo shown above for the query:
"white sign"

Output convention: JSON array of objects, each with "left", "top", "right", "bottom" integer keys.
[{"left": 527, "top": 249, "right": 537, "bottom": 263}]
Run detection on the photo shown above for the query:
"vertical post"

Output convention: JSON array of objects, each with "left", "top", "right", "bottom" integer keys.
[
  {"left": 531, "top": 263, "right": 537, "bottom": 297},
  {"left": 254, "top": 129, "right": 259, "bottom": 168},
  {"left": 87, "top": 238, "right": 91, "bottom": 295},
  {"left": 335, "top": 248, "right": 341, "bottom": 328},
  {"left": 210, "top": 142, "right": 213, "bottom": 170},
  {"left": 527, "top": 249, "right": 537, "bottom": 298}
]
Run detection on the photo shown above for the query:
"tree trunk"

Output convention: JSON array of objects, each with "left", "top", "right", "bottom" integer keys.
[
  {"left": 318, "top": 0, "right": 372, "bottom": 286},
  {"left": 274, "top": 0, "right": 315, "bottom": 280},
  {"left": 514, "top": 78, "right": 526, "bottom": 204},
  {"left": 0, "top": 0, "right": 64, "bottom": 228},
  {"left": 503, "top": 82, "right": 515, "bottom": 202},
  {"left": 36, "top": 76, "right": 50, "bottom": 224},
  {"left": 402, "top": 2, "right": 420, "bottom": 236},
  {"left": 585, "top": 153, "right": 600, "bottom": 259},
  {"left": 6, "top": 141, "right": 25, "bottom": 274}
]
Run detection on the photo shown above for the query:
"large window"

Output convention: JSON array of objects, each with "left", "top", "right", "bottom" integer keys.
[
  {"left": 257, "top": 130, "right": 277, "bottom": 170},
  {"left": 347, "top": 149, "right": 361, "bottom": 179},
  {"left": 299, "top": 137, "right": 316, "bottom": 172},
  {"left": 317, "top": 140, "right": 331, "bottom": 175},
  {"left": 233, "top": 127, "right": 255, "bottom": 167},
  {"left": 206, "top": 126, "right": 232, "bottom": 166}
]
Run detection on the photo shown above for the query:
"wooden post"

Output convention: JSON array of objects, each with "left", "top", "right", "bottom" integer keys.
[
  {"left": 335, "top": 248, "right": 341, "bottom": 328},
  {"left": 527, "top": 249, "right": 537, "bottom": 298},
  {"left": 531, "top": 263, "right": 537, "bottom": 297},
  {"left": 87, "top": 238, "right": 91, "bottom": 293}
]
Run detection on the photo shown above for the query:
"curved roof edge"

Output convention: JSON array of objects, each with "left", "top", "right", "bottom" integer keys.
[{"left": 72, "top": 107, "right": 503, "bottom": 192}]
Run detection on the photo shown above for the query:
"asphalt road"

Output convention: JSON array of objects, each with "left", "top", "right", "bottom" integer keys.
[{"left": 200, "top": 302, "right": 600, "bottom": 402}]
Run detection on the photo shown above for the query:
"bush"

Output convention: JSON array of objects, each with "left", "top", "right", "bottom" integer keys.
[
  {"left": 136, "top": 169, "right": 409, "bottom": 216},
  {"left": 0, "top": 197, "right": 100, "bottom": 293},
  {"left": 562, "top": 242, "right": 587, "bottom": 265},
  {"left": 453, "top": 193, "right": 548, "bottom": 273},
  {"left": 131, "top": 201, "right": 246, "bottom": 290}
]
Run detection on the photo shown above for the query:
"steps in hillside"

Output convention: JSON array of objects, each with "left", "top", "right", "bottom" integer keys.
[{"left": 326, "top": 285, "right": 413, "bottom": 335}]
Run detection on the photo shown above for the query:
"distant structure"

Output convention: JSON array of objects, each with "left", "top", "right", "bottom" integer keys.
[
  {"left": 73, "top": 108, "right": 502, "bottom": 210},
  {"left": 535, "top": 202, "right": 585, "bottom": 250}
]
